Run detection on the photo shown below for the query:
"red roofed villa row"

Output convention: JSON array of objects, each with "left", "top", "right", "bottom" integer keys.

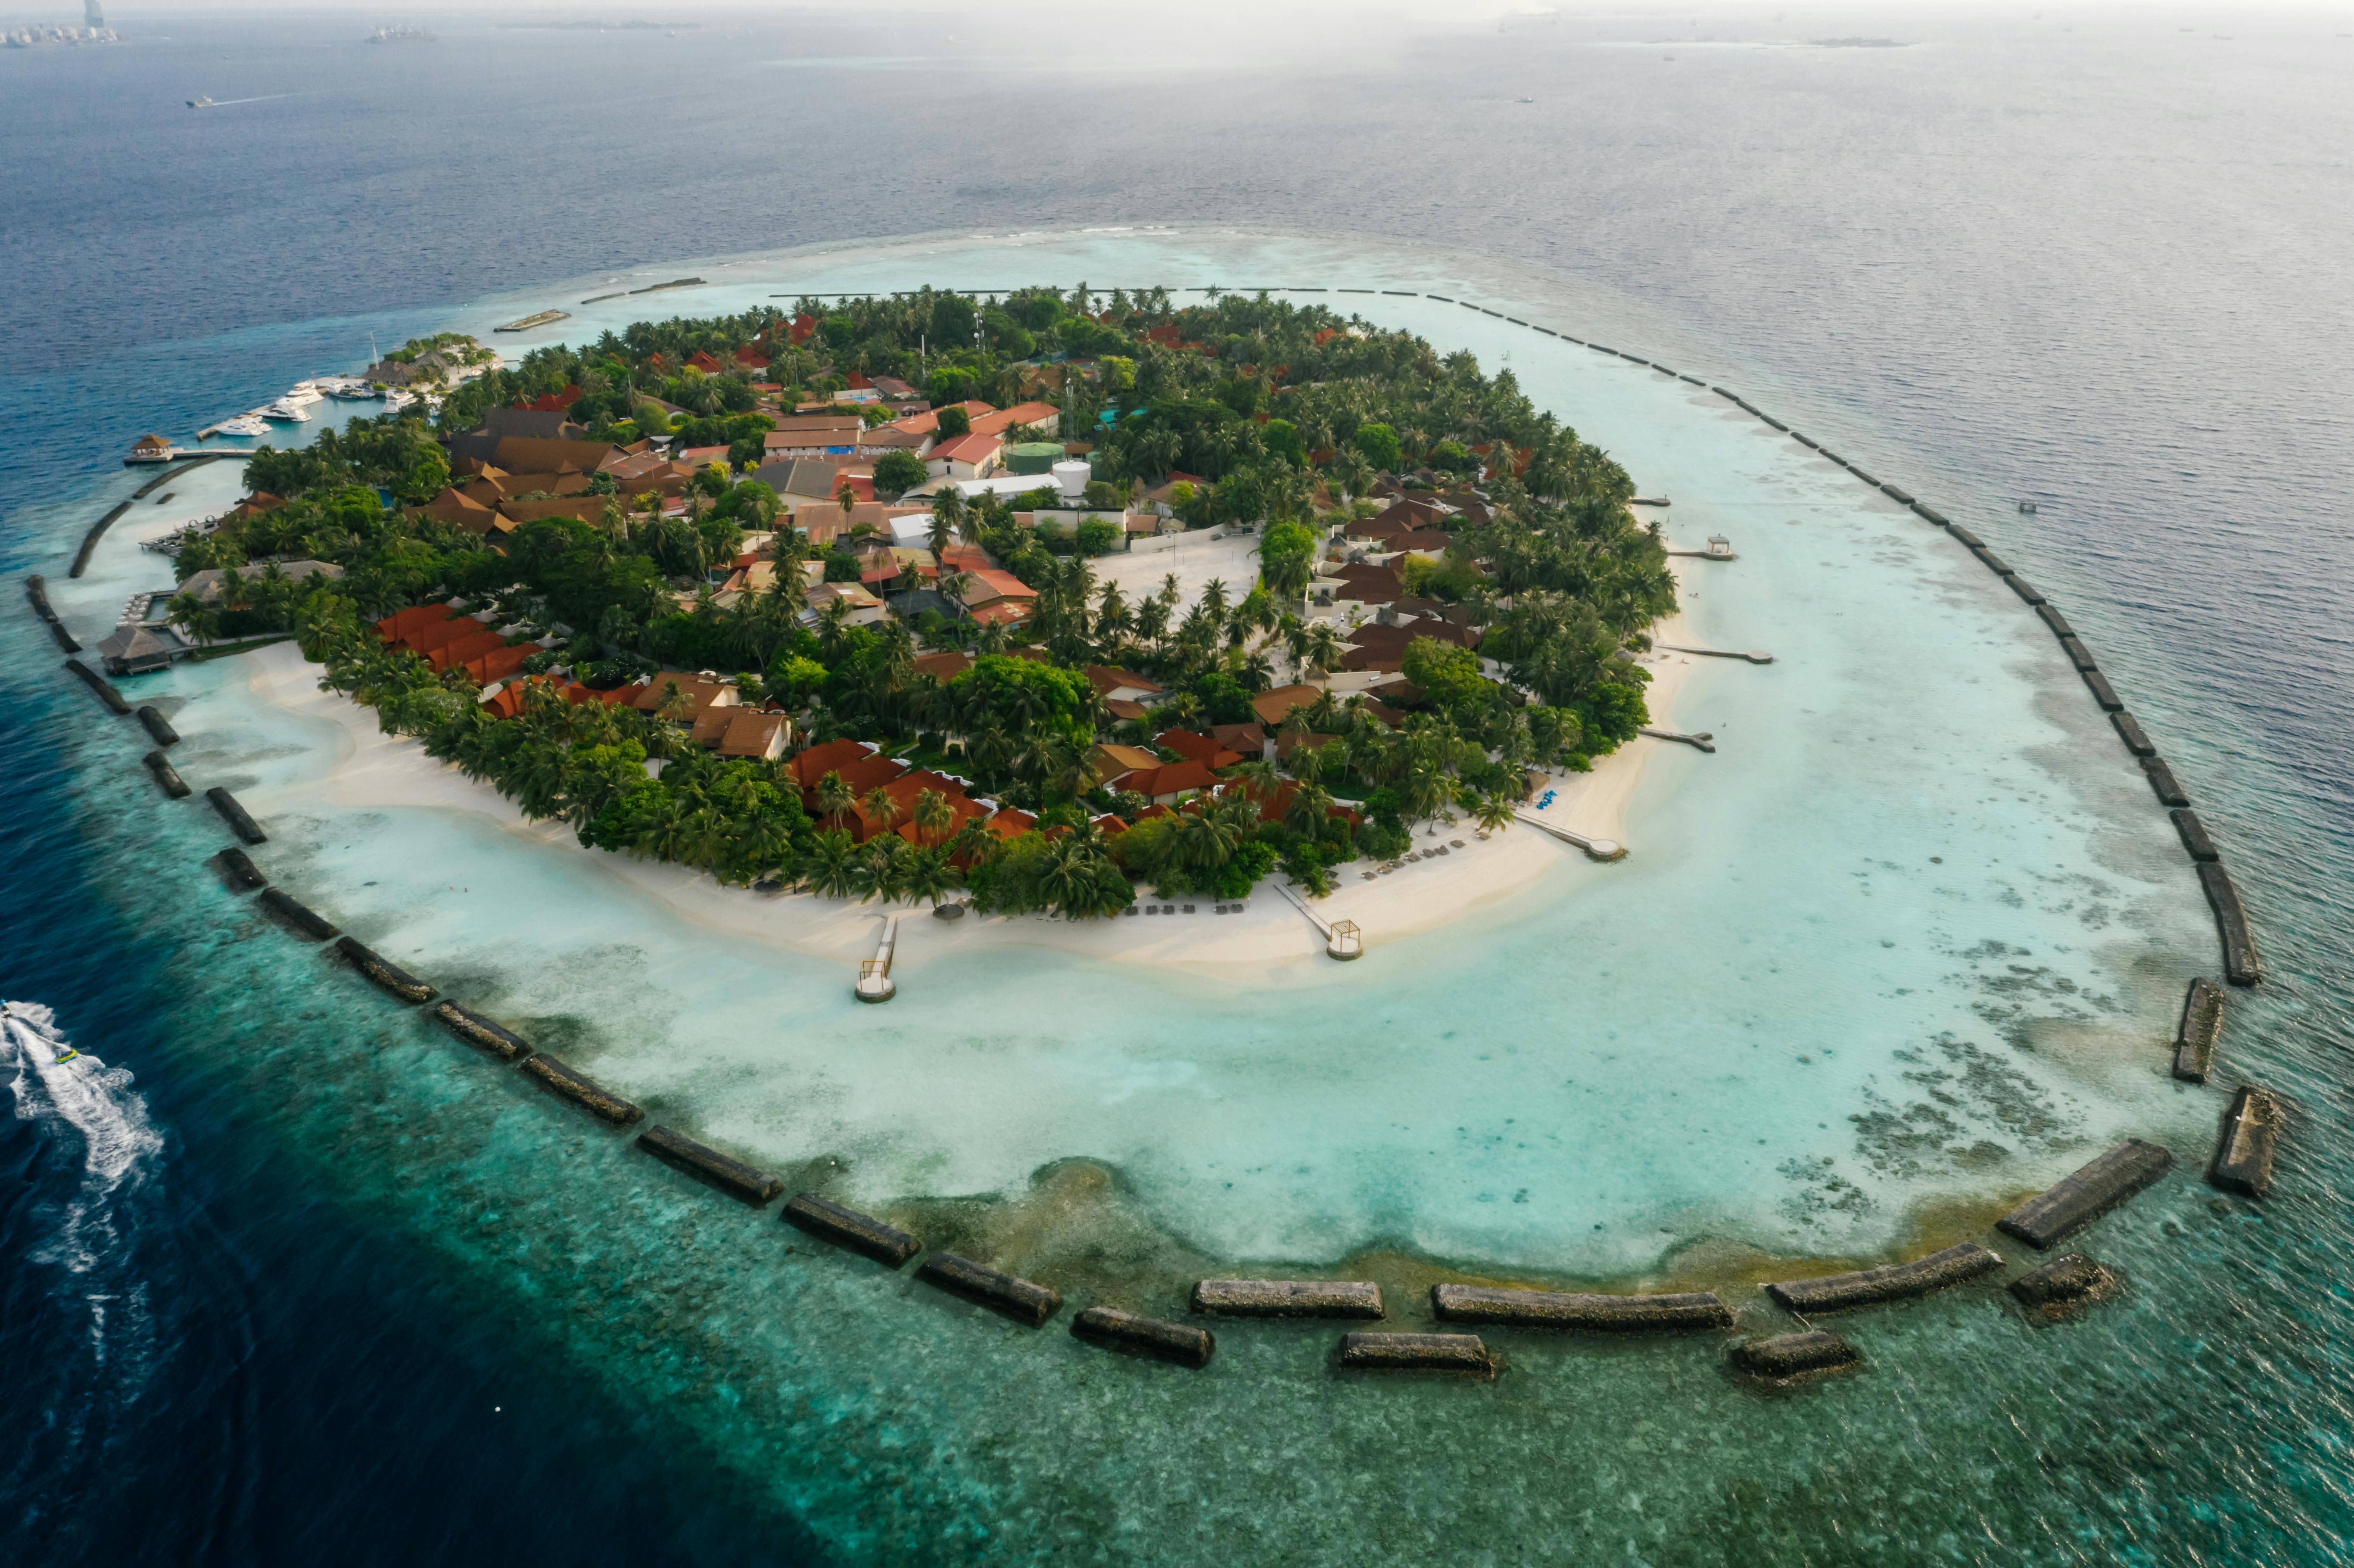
[{"left": 375, "top": 602, "right": 454, "bottom": 642}]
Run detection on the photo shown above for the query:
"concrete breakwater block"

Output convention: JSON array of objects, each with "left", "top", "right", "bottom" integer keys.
[
  {"left": 2008, "top": 1253, "right": 2120, "bottom": 1323},
  {"left": 637, "top": 1125, "right": 784, "bottom": 1206},
  {"left": 519, "top": 1054, "right": 641, "bottom": 1125},
  {"left": 1910, "top": 502, "right": 1950, "bottom": 525},
  {"left": 136, "top": 705, "right": 179, "bottom": 747},
  {"left": 2208, "top": 1086, "right": 2285, "bottom": 1198},
  {"left": 205, "top": 787, "right": 266, "bottom": 843},
  {"left": 64, "top": 658, "right": 132, "bottom": 714},
  {"left": 25, "top": 573, "right": 59, "bottom": 622},
  {"left": 258, "top": 888, "right": 337, "bottom": 941},
  {"left": 72, "top": 501, "right": 133, "bottom": 577},
  {"left": 333, "top": 936, "right": 434, "bottom": 1003},
  {"left": 2172, "top": 808, "right": 2220, "bottom": 863},
  {"left": 2083, "top": 669, "right": 2126, "bottom": 712},
  {"left": 1431, "top": 1283, "right": 1730, "bottom": 1332},
  {"left": 1336, "top": 1332, "right": 1494, "bottom": 1376},
  {"left": 916, "top": 1253, "right": 1062, "bottom": 1326},
  {"left": 49, "top": 619, "right": 81, "bottom": 653},
  {"left": 1881, "top": 483, "right": 1916, "bottom": 504},
  {"left": 2005, "top": 573, "right": 2047, "bottom": 606},
  {"left": 2172, "top": 977, "right": 2226, "bottom": 1084},
  {"left": 1763, "top": 1243, "right": 2002, "bottom": 1314},
  {"left": 2198, "top": 861, "right": 2264, "bottom": 986},
  {"left": 1946, "top": 524, "right": 1984, "bottom": 549},
  {"left": 1190, "top": 1279, "right": 1384, "bottom": 1319},
  {"left": 1974, "top": 548, "right": 2014, "bottom": 576},
  {"left": 1730, "top": 1330, "right": 1859, "bottom": 1384},
  {"left": 2112, "top": 711, "right": 2158, "bottom": 757},
  {"left": 432, "top": 999, "right": 531, "bottom": 1061},
  {"left": 2143, "top": 756, "right": 2192, "bottom": 808},
  {"left": 2058, "top": 635, "right": 2100, "bottom": 673},
  {"left": 1071, "top": 1307, "right": 1216, "bottom": 1369},
  {"left": 783, "top": 1192, "right": 919, "bottom": 1267},
  {"left": 1996, "top": 1139, "right": 2174, "bottom": 1249},
  {"left": 215, "top": 846, "right": 267, "bottom": 891},
  {"left": 2037, "top": 604, "right": 2075, "bottom": 639},
  {"left": 143, "top": 749, "right": 191, "bottom": 798}
]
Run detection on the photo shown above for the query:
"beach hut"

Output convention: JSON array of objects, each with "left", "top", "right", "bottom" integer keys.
[{"left": 96, "top": 624, "right": 178, "bottom": 675}]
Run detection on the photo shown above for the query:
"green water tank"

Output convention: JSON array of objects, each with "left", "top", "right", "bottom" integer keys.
[{"left": 1006, "top": 442, "right": 1065, "bottom": 476}]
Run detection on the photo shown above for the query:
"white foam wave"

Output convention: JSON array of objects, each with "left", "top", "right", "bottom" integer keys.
[{"left": 3, "top": 1000, "right": 165, "bottom": 1272}]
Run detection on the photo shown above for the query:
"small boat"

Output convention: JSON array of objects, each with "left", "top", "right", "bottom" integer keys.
[
  {"left": 1516, "top": 96, "right": 1535, "bottom": 103},
  {"left": 214, "top": 414, "right": 271, "bottom": 437},
  {"left": 279, "top": 383, "right": 324, "bottom": 404},
  {"left": 188, "top": 96, "right": 213, "bottom": 109},
  {"left": 260, "top": 399, "right": 311, "bottom": 422}
]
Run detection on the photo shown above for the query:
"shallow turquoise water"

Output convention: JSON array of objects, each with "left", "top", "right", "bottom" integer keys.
[{"left": 20, "top": 225, "right": 2342, "bottom": 1564}]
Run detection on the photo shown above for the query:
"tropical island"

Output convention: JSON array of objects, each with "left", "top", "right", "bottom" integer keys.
[{"left": 164, "top": 288, "right": 1676, "bottom": 922}]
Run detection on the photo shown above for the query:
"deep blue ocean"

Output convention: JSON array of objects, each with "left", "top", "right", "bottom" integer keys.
[{"left": 5, "top": 6, "right": 2353, "bottom": 1563}]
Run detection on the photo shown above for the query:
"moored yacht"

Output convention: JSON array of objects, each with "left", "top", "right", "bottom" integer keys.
[
  {"left": 214, "top": 414, "right": 271, "bottom": 437},
  {"left": 260, "top": 399, "right": 311, "bottom": 422}
]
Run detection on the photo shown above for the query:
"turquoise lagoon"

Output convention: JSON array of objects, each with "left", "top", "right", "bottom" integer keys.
[{"left": 38, "top": 230, "right": 2251, "bottom": 1559}]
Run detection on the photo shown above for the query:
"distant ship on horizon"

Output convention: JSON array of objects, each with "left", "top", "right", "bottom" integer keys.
[{"left": 365, "top": 25, "right": 436, "bottom": 44}]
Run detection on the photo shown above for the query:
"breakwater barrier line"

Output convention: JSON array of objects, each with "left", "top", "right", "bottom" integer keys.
[
  {"left": 215, "top": 847, "right": 266, "bottom": 892},
  {"left": 2208, "top": 1085, "right": 2285, "bottom": 1198},
  {"left": 855, "top": 914, "right": 898, "bottom": 1002},
  {"left": 2143, "top": 756, "right": 2192, "bottom": 809},
  {"left": 1655, "top": 643, "right": 1773, "bottom": 664},
  {"left": 783, "top": 1193, "right": 920, "bottom": 1267},
  {"left": 64, "top": 658, "right": 132, "bottom": 714},
  {"left": 47, "top": 619, "right": 81, "bottom": 653},
  {"left": 637, "top": 1125, "right": 784, "bottom": 1206},
  {"left": 205, "top": 787, "right": 265, "bottom": 843},
  {"left": 2004, "top": 573, "right": 2046, "bottom": 606},
  {"left": 1071, "top": 1307, "right": 1216, "bottom": 1369},
  {"left": 520, "top": 1053, "right": 643, "bottom": 1125},
  {"left": 2083, "top": 669, "right": 2125, "bottom": 712},
  {"left": 1730, "top": 1330, "right": 1858, "bottom": 1384},
  {"left": 25, "top": 573, "right": 60, "bottom": 624},
  {"left": 2173, "top": 977, "right": 2225, "bottom": 1084},
  {"left": 1640, "top": 728, "right": 1716, "bottom": 753},
  {"left": 130, "top": 453, "right": 223, "bottom": 499},
  {"left": 2112, "top": 712, "right": 2158, "bottom": 756},
  {"left": 2172, "top": 808, "right": 2219, "bottom": 863},
  {"left": 1762, "top": 1243, "right": 2002, "bottom": 1315},
  {"left": 1191, "top": 1279, "right": 1385, "bottom": 1319},
  {"left": 142, "top": 749, "right": 190, "bottom": 799},
  {"left": 258, "top": 888, "right": 338, "bottom": 941},
  {"left": 1512, "top": 809, "right": 1625, "bottom": 862},
  {"left": 432, "top": 1000, "right": 531, "bottom": 1061},
  {"left": 1430, "top": 1284, "right": 1731, "bottom": 1332},
  {"left": 2197, "top": 861, "right": 2264, "bottom": 986},
  {"left": 70, "top": 503, "right": 133, "bottom": 577},
  {"left": 2009, "top": 1253, "right": 2120, "bottom": 1322},
  {"left": 334, "top": 936, "right": 435, "bottom": 1003},
  {"left": 1996, "top": 1139, "right": 2173, "bottom": 1249},
  {"left": 916, "top": 1253, "right": 1063, "bottom": 1326},
  {"left": 1337, "top": 1332, "right": 1494, "bottom": 1376},
  {"left": 136, "top": 705, "right": 178, "bottom": 747}
]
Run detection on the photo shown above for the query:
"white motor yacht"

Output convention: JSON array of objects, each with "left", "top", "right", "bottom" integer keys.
[
  {"left": 215, "top": 414, "right": 271, "bottom": 438},
  {"left": 260, "top": 399, "right": 312, "bottom": 422}
]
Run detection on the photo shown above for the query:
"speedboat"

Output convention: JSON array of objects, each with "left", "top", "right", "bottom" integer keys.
[
  {"left": 215, "top": 414, "right": 271, "bottom": 437},
  {"left": 260, "top": 399, "right": 311, "bottom": 422},
  {"left": 279, "top": 383, "right": 324, "bottom": 404}
]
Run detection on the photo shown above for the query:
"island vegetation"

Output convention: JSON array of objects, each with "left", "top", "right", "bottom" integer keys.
[{"left": 178, "top": 288, "right": 1674, "bottom": 917}]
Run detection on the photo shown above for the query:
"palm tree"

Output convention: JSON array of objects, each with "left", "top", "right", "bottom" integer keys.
[
  {"left": 902, "top": 845, "right": 959, "bottom": 907},
  {"left": 1283, "top": 781, "right": 1336, "bottom": 840},
  {"left": 814, "top": 768, "right": 855, "bottom": 827},
  {"left": 800, "top": 828, "right": 862, "bottom": 898},
  {"left": 1473, "top": 793, "right": 1516, "bottom": 834},
  {"left": 911, "top": 787, "right": 954, "bottom": 847},
  {"left": 859, "top": 784, "right": 901, "bottom": 839}
]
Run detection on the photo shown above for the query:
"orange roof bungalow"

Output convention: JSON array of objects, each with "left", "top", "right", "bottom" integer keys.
[
  {"left": 686, "top": 350, "right": 725, "bottom": 373},
  {"left": 403, "top": 615, "right": 488, "bottom": 657},
  {"left": 716, "top": 710, "right": 791, "bottom": 761},
  {"left": 984, "top": 806, "right": 1039, "bottom": 842},
  {"left": 375, "top": 603, "right": 454, "bottom": 643},
  {"left": 462, "top": 641, "right": 536, "bottom": 686},
  {"left": 429, "top": 629, "right": 508, "bottom": 674},
  {"left": 1115, "top": 758, "right": 1221, "bottom": 806},
  {"left": 1155, "top": 730, "right": 1246, "bottom": 771},
  {"left": 1249, "top": 684, "right": 1322, "bottom": 729}
]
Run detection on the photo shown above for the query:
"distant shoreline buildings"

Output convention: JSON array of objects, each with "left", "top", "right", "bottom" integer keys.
[{"left": 5, "top": 1, "right": 115, "bottom": 48}]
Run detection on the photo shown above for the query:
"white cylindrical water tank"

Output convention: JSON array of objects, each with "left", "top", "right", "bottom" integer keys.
[{"left": 1051, "top": 459, "right": 1091, "bottom": 501}]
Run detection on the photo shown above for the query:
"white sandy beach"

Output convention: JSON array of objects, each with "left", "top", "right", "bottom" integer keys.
[{"left": 229, "top": 580, "right": 1695, "bottom": 980}]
